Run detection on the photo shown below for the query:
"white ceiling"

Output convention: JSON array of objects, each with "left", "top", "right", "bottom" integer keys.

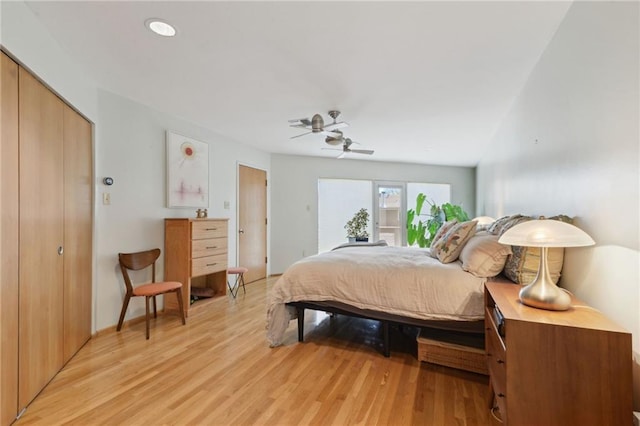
[{"left": 25, "top": 1, "right": 572, "bottom": 166}]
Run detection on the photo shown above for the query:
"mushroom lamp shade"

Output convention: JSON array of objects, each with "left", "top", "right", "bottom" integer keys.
[{"left": 498, "top": 219, "right": 595, "bottom": 311}]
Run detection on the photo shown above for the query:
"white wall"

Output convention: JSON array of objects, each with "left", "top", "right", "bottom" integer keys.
[
  {"left": 95, "top": 91, "right": 270, "bottom": 331},
  {"left": 2, "top": 1, "right": 271, "bottom": 332},
  {"left": 1, "top": 1, "right": 98, "bottom": 122},
  {"left": 271, "top": 154, "right": 475, "bottom": 273},
  {"left": 476, "top": 1, "right": 640, "bottom": 408}
]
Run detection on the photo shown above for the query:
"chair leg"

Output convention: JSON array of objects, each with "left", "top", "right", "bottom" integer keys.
[
  {"left": 145, "top": 296, "right": 150, "bottom": 340},
  {"left": 228, "top": 275, "right": 239, "bottom": 298},
  {"left": 240, "top": 273, "right": 246, "bottom": 294},
  {"left": 152, "top": 296, "right": 157, "bottom": 318},
  {"left": 117, "top": 293, "right": 131, "bottom": 332},
  {"left": 175, "top": 288, "right": 186, "bottom": 325}
]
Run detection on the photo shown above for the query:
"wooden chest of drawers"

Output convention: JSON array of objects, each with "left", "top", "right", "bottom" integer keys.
[
  {"left": 485, "top": 282, "right": 632, "bottom": 425},
  {"left": 164, "top": 218, "right": 229, "bottom": 315}
]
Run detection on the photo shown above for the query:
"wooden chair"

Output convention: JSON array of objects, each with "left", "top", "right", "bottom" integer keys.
[{"left": 117, "top": 248, "right": 186, "bottom": 339}]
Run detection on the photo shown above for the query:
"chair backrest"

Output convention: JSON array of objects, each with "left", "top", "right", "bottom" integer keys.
[{"left": 118, "top": 248, "right": 161, "bottom": 293}]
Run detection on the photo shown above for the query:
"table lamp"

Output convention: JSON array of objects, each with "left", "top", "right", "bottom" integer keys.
[{"left": 498, "top": 218, "right": 595, "bottom": 311}]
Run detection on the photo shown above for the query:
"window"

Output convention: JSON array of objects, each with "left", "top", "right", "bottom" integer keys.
[
  {"left": 318, "top": 179, "right": 451, "bottom": 251},
  {"left": 318, "top": 179, "right": 372, "bottom": 253}
]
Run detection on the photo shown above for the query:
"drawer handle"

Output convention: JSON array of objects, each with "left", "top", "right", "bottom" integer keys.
[
  {"left": 207, "top": 263, "right": 217, "bottom": 266},
  {"left": 206, "top": 246, "right": 218, "bottom": 249},
  {"left": 497, "top": 393, "right": 505, "bottom": 398},
  {"left": 497, "top": 359, "right": 505, "bottom": 364},
  {"left": 206, "top": 228, "right": 218, "bottom": 231}
]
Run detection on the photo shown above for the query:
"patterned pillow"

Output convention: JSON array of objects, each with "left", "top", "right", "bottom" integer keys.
[
  {"left": 502, "top": 215, "right": 573, "bottom": 284},
  {"left": 488, "top": 214, "right": 528, "bottom": 235},
  {"left": 429, "top": 220, "right": 458, "bottom": 249},
  {"left": 432, "top": 220, "right": 478, "bottom": 264},
  {"left": 498, "top": 215, "right": 531, "bottom": 236},
  {"left": 487, "top": 215, "right": 510, "bottom": 235},
  {"left": 460, "top": 234, "right": 512, "bottom": 278},
  {"left": 503, "top": 246, "right": 565, "bottom": 284}
]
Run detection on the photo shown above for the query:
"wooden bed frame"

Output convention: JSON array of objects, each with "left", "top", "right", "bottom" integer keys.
[{"left": 287, "top": 300, "right": 485, "bottom": 357}]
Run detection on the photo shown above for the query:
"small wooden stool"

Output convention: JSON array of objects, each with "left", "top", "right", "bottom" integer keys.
[{"left": 227, "top": 267, "right": 248, "bottom": 298}]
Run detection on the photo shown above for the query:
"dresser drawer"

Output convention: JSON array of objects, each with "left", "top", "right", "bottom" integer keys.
[
  {"left": 192, "top": 238, "right": 227, "bottom": 259},
  {"left": 191, "top": 254, "right": 227, "bottom": 277},
  {"left": 191, "top": 220, "right": 227, "bottom": 240}
]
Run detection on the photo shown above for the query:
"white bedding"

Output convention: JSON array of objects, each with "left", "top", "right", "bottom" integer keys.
[{"left": 266, "top": 245, "right": 487, "bottom": 347}]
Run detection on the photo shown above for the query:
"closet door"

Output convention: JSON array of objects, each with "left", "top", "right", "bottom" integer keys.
[
  {"left": 1, "top": 52, "right": 20, "bottom": 426},
  {"left": 63, "top": 105, "right": 93, "bottom": 362},
  {"left": 18, "top": 67, "right": 65, "bottom": 409}
]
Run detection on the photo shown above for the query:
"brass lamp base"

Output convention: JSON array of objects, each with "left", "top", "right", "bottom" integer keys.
[{"left": 518, "top": 247, "right": 571, "bottom": 311}]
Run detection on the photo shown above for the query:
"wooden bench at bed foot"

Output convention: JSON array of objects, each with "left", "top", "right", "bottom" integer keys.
[{"left": 416, "top": 328, "right": 488, "bottom": 375}]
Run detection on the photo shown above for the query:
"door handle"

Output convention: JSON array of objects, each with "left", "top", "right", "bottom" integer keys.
[
  {"left": 57, "top": 246, "right": 64, "bottom": 255},
  {"left": 239, "top": 229, "right": 245, "bottom": 234}
]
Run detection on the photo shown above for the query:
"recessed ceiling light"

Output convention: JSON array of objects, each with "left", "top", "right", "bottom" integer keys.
[{"left": 145, "top": 19, "right": 176, "bottom": 37}]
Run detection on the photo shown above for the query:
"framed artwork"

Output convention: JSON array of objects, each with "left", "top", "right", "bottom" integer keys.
[{"left": 166, "top": 131, "right": 209, "bottom": 208}]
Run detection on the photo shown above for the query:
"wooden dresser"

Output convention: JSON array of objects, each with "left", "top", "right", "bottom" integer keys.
[
  {"left": 164, "top": 218, "right": 229, "bottom": 315},
  {"left": 485, "top": 282, "right": 632, "bottom": 426}
]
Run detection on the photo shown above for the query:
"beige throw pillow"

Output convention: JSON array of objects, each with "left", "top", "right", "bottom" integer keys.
[
  {"left": 460, "top": 234, "right": 512, "bottom": 278},
  {"left": 432, "top": 220, "right": 478, "bottom": 264}
]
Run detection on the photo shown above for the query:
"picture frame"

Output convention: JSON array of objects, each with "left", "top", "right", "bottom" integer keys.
[{"left": 166, "top": 131, "right": 209, "bottom": 208}]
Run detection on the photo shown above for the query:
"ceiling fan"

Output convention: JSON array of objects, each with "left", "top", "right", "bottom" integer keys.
[
  {"left": 289, "top": 110, "right": 349, "bottom": 139},
  {"left": 323, "top": 137, "right": 374, "bottom": 159}
]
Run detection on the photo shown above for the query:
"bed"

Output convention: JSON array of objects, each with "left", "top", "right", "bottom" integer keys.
[{"left": 266, "top": 242, "right": 506, "bottom": 356}]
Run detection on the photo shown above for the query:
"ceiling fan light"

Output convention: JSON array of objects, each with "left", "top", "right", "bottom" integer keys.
[{"left": 146, "top": 19, "right": 177, "bottom": 37}]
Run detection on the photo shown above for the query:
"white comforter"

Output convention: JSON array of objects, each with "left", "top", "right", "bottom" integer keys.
[{"left": 266, "top": 245, "right": 487, "bottom": 346}]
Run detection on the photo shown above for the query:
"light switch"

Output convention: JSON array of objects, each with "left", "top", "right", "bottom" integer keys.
[{"left": 103, "top": 193, "right": 111, "bottom": 205}]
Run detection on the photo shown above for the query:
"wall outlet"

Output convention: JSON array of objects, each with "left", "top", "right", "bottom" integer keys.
[
  {"left": 224, "top": 201, "right": 230, "bottom": 209},
  {"left": 102, "top": 193, "right": 111, "bottom": 205}
]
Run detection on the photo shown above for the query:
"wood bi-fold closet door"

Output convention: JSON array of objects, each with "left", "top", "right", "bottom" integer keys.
[
  {"left": 62, "top": 93, "right": 93, "bottom": 363},
  {"left": 1, "top": 51, "right": 20, "bottom": 426},
  {"left": 18, "top": 65, "right": 66, "bottom": 410},
  {"left": 0, "top": 51, "right": 93, "bottom": 421}
]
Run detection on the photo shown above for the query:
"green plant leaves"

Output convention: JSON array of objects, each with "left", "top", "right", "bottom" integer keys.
[
  {"left": 345, "top": 208, "right": 370, "bottom": 238},
  {"left": 406, "top": 193, "right": 470, "bottom": 248},
  {"left": 415, "top": 193, "right": 426, "bottom": 216}
]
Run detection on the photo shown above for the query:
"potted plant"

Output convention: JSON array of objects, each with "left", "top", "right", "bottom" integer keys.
[
  {"left": 345, "top": 208, "right": 370, "bottom": 242},
  {"left": 406, "top": 194, "right": 470, "bottom": 247}
]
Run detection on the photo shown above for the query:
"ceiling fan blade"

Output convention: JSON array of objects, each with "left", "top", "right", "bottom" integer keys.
[
  {"left": 337, "top": 151, "right": 347, "bottom": 159},
  {"left": 290, "top": 131, "right": 312, "bottom": 139},
  {"left": 321, "top": 147, "right": 341, "bottom": 151},
  {"left": 350, "top": 149, "right": 374, "bottom": 155},
  {"left": 324, "top": 121, "right": 349, "bottom": 131},
  {"left": 289, "top": 124, "right": 311, "bottom": 129},
  {"left": 288, "top": 118, "right": 311, "bottom": 126},
  {"left": 320, "top": 130, "right": 341, "bottom": 138}
]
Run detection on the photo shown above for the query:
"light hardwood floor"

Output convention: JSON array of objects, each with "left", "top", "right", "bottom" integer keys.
[{"left": 16, "top": 277, "right": 499, "bottom": 426}]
